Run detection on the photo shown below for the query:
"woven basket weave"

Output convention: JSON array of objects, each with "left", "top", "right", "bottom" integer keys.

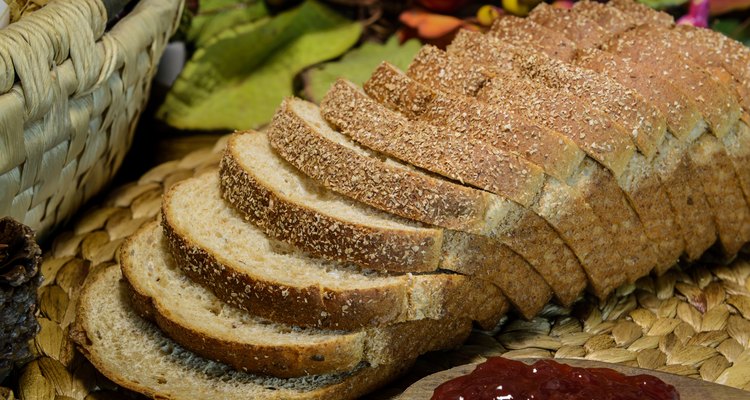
[{"left": 0, "top": 0, "right": 184, "bottom": 239}]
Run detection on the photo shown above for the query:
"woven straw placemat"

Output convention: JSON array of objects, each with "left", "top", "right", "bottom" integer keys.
[{"left": 14, "top": 136, "right": 750, "bottom": 399}]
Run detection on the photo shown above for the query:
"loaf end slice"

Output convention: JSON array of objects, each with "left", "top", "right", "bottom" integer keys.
[{"left": 71, "top": 265, "right": 412, "bottom": 400}]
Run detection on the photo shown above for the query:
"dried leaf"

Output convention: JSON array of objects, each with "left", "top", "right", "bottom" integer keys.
[
  {"left": 637, "top": 348, "right": 667, "bottom": 370},
  {"left": 18, "top": 361, "right": 54, "bottom": 400},
  {"left": 554, "top": 345, "right": 585, "bottom": 359},
  {"left": 585, "top": 348, "right": 636, "bottom": 363},
  {"left": 700, "top": 355, "right": 731, "bottom": 382},
  {"left": 647, "top": 318, "right": 682, "bottom": 336}
]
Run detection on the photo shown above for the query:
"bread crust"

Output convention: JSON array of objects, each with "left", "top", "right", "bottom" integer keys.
[
  {"left": 220, "top": 133, "right": 445, "bottom": 274},
  {"left": 268, "top": 98, "right": 496, "bottom": 234},
  {"left": 322, "top": 79, "right": 545, "bottom": 208},
  {"left": 490, "top": 16, "right": 577, "bottom": 62}
]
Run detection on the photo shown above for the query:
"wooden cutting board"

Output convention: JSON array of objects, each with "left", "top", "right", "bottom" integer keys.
[{"left": 398, "top": 358, "right": 750, "bottom": 399}]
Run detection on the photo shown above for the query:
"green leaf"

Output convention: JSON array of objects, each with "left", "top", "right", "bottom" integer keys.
[
  {"left": 302, "top": 36, "right": 422, "bottom": 103},
  {"left": 159, "top": 0, "right": 362, "bottom": 130},
  {"left": 636, "top": 0, "right": 688, "bottom": 10},
  {"left": 188, "top": 1, "right": 268, "bottom": 47}
]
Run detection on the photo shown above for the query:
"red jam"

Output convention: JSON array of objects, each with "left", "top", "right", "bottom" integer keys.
[{"left": 431, "top": 357, "right": 680, "bottom": 400}]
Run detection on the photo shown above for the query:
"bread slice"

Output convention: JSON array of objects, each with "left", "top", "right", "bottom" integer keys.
[
  {"left": 121, "top": 221, "right": 472, "bottom": 377},
  {"left": 219, "top": 131, "right": 444, "bottom": 274},
  {"left": 489, "top": 14, "right": 577, "bottom": 62},
  {"left": 71, "top": 265, "right": 414, "bottom": 400},
  {"left": 570, "top": 0, "right": 635, "bottom": 35},
  {"left": 266, "top": 98, "right": 563, "bottom": 313},
  {"left": 528, "top": 3, "right": 608, "bottom": 50},
  {"left": 446, "top": 29, "right": 689, "bottom": 270},
  {"left": 162, "top": 172, "right": 508, "bottom": 330},
  {"left": 219, "top": 130, "right": 551, "bottom": 316},
  {"left": 355, "top": 62, "right": 638, "bottom": 297}
]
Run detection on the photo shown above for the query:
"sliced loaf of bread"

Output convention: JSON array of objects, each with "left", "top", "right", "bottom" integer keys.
[
  {"left": 162, "top": 172, "right": 508, "bottom": 330},
  {"left": 122, "top": 221, "right": 471, "bottom": 377},
  {"left": 72, "top": 265, "right": 413, "bottom": 400},
  {"left": 219, "top": 130, "right": 554, "bottom": 316},
  {"left": 444, "top": 30, "right": 686, "bottom": 270},
  {"left": 395, "top": 46, "right": 660, "bottom": 287},
  {"left": 324, "top": 75, "right": 625, "bottom": 298},
  {"left": 268, "top": 98, "right": 595, "bottom": 308}
]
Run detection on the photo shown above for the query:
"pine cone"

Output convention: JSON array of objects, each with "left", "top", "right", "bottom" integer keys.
[{"left": 0, "top": 218, "right": 42, "bottom": 383}]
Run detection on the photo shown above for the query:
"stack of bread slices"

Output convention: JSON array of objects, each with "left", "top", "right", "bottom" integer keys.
[{"left": 72, "top": 1, "right": 750, "bottom": 398}]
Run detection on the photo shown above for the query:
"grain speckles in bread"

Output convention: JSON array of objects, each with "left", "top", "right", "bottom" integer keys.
[
  {"left": 322, "top": 78, "right": 545, "bottom": 207},
  {"left": 162, "top": 172, "right": 508, "bottom": 330},
  {"left": 268, "top": 97, "right": 502, "bottom": 234},
  {"left": 220, "top": 132, "right": 444, "bottom": 273}
]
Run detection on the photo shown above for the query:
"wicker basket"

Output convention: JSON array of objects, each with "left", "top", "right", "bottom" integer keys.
[{"left": 0, "top": 0, "right": 184, "bottom": 238}]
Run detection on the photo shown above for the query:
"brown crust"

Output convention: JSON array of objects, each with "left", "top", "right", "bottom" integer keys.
[
  {"left": 573, "top": 48, "right": 703, "bottom": 141},
  {"left": 570, "top": 0, "right": 635, "bottom": 35},
  {"left": 440, "top": 230, "right": 553, "bottom": 317},
  {"left": 488, "top": 20, "right": 667, "bottom": 161},
  {"left": 489, "top": 16, "right": 577, "bottom": 62},
  {"left": 653, "top": 136, "right": 717, "bottom": 265},
  {"left": 219, "top": 132, "right": 445, "bottom": 274},
  {"left": 528, "top": 3, "right": 609, "bottom": 50},
  {"left": 603, "top": 27, "right": 740, "bottom": 139},
  {"left": 668, "top": 25, "right": 750, "bottom": 116},
  {"left": 403, "top": 46, "right": 585, "bottom": 182},
  {"left": 71, "top": 265, "right": 418, "bottom": 400},
  {"left": 267, "top": 98, "right": 496, "bottom": 234},
  {"left": 321, "top": 78, "right": 545, "bottom": 207},
  {"left": 448, "top": 30, "right": 635, "bottom": 177}
]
